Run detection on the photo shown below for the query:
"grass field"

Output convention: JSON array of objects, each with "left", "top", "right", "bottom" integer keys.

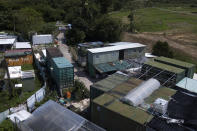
[{"left": 110, "top": 7, "right": 197, "bottom": 33}]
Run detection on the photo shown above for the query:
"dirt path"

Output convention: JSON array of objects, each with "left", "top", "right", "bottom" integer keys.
[
  {"left": 57, "top": 33, "right": 95, "bottom": 90},
  {"left": 122, "top": 32, "right": 197, "bottom": 58}
]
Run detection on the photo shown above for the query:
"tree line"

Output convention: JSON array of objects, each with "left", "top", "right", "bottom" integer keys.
[{"left": 0, "top": 0, "right": 136, "bottom": 44}]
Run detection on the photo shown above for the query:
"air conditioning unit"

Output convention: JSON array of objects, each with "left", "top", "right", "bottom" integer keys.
[{"left": 153, "top": 98, "right": 168, "bottom": 114}]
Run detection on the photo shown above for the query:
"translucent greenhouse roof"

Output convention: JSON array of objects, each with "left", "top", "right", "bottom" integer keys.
[
  {"left": 176, "top": 77, "right": 197, "bottom": 94},
  {"left": 52, "top": 57, "right": 73, "bottom": 68},
  {"left": 22, "top": 100, "right": 105, "bottom": 131}
]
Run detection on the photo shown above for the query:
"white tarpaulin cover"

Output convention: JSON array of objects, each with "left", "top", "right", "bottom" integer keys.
[
  {"left": 35, "top": 88, "right": 45, "bottom": 102},
  {"left": 8, "top": 110, "right": 32, "bottom": 123},
  {"left": 0, "top": 110, "right": 9, "bottom": 123},
  {"left": 122, "top": 78, "right": 160, "bottom": 106}
]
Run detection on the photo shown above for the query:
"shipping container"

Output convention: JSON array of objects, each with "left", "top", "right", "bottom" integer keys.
[
  {"left": 46, "top": 47, "right": 63, "bottom": 68},
  {"left": 51, "top": 57, "right": 74, "bottom": 88},
  {"left": 154, "top": 57, "right": 196, "bottom": 78},
  {"left": 141, "top": 61, "right": 185, "bottom": 85},
  {"left": 5, "top": 49, "right": 33, "bottom": 66}
]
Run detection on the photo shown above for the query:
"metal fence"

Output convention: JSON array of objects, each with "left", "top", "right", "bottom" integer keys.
[{"left": 0, "top": 83, "right": 46, "bottom": 124}]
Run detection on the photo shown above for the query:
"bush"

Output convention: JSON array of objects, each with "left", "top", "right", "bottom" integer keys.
[
  {"left": 72, "top": 80, "right": 89, "bottom": 101},
  {"left": 152, "top": 41, "right": 174, "bottom": 58}
]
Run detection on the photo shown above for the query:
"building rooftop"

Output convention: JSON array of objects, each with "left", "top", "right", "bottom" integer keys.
[
  {"left": 32, "top": 34, "right": 53, "bottom": 45},
  {"left": 176, "top": 77, "right": 197, "bottom": 94},
  {"left": 46, "top": 47, "right": 63, "bottom": 58},
  {"left": 93, "top": 76, "right": 176, "bottom": 124},
  {"left": 88, "top": 42, "right": 146, "bottom": 54},
  {"left": 5, "top": 49, "right": 32, "bottom": 57},
  {"left": 92, "top": 72, "right": 129, "bottom": 92},
  {"left": 0, "top": 38, "right": 16, "bottom": 45},
  {"left": 155, "top": 56, "right": 195, "bottom": 68},
  {"left": 52, "top": 57, "right": 73, "bottom": 68},
  {"left": 15, "top": 42, "right": 31, "bottom": 49},
  {"left": 22, "top": 100, "right": 105, "bottom": 131},
  {"left": 145, "top": 61, "right": 185, "bottom": 74}
]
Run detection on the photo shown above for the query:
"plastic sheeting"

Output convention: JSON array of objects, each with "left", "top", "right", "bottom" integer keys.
[
  {"left": 22, "top": 100, "right": 105, "bottom": 131},
  {"left": 27, "top": 86, "right": 46, "bottom": 112},
  {"left": 0, "top": 109, "right": 9, "bottom": 124},
  {"left": 122, "top": 78, "right": 160, "bottom": 106},
  {"left": 8, "top": 110, "right": 32, "bottom": 123}
]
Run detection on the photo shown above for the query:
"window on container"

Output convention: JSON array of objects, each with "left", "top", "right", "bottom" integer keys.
[{"left": 96, "top": 54, "right": 99, "bottom": 58}]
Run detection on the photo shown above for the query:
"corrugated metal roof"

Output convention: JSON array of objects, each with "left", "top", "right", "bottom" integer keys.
[
  {"left": 176, "top": 77, "right": 197, "bottom": 93},
  {"left": 88, "top": 43, "right": 146, "bottom": 53},
  {"left": 155, "top": 56, "right": 195, "bottom": 68},
  {"left": 52, "top": 57, "right": 73, "bottom": 68},
  {"left": 5, "top": 49, "right": 32, "bottom": 57},
  {"left": 145, "top": 61, "right": 185, "bottom": 74},
  {"left": 0, "top": 38, "right": 16, "bottom": 45},
  {"left": 32, "top": 34, "right": 53, "bottom": 45},
  {"left": 15, "top": 42, "right": 31, "bottom": 49}
]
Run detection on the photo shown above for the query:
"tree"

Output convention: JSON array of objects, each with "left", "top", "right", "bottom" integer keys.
[
  {"left": 65, "top": 29, "right": 86, "bottom": 45},
  {"left": 94, "top": 15, "right": 123, "bottom": 42},
  {"left": 15, "top": 8, "right": 44, "bottom": 37},
  {"left": 40, "top": 22, "right": 56, "bottom": 34},
  {"left": 152, "top": 41, "right": 174, "bottom": 58},
  {"left": 128, "top": 11, "right": 135, "bottom": 32}
]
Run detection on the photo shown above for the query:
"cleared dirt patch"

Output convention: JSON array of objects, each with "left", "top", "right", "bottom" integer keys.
[{"left": 122, "top": 32, "right": 197, "bottom": 60}]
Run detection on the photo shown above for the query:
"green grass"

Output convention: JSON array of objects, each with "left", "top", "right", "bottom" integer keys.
[
  {"left": 134, "top": 8, "right": 197, "bottom": 33},
  {"left": 109, "top": 10, "right": 130, "bottom": 24},
  {"left": 21, "top": 64, "right": 34, "bottom": 71},
  {"left": 109, "top": 7, "right": 197, "bottom": 33},
  {"left": 0, "top": 76, "right": 42, "bottom": 112},
  {"left": 0, "top": 119, "right": 14, "bottom": 131}
]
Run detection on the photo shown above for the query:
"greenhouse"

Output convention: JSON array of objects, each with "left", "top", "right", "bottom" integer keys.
[{"left": 20, "top": 100, "right": 105, "bottom": 131}]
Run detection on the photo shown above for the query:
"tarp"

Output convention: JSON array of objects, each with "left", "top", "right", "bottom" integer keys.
[
  {"left": 7, "top": 110, "right": 32, "bottom": 123},
  {"left": 0, "top": 109, "right": 9, "bottom": 124}
]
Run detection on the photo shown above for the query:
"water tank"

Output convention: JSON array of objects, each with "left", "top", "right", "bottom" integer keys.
[
  {"left": 153, "top": 98, "right": 168, "bottom": 114},
  {"left": 122, "top": 78, "right": 160, "bottom": 106}
]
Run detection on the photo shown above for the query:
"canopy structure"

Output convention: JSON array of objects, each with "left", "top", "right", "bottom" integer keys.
[{"left": 22, "top": 100, "right": 105, "bottom": 131}]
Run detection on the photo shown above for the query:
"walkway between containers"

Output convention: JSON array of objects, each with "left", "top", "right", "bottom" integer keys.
[{"left": 57, "top": 33, "right": 96, "bottom": 90}]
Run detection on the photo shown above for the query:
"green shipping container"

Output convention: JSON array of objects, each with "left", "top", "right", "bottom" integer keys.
[
  {"left": 142, "top": 61, "right": 185, "bottom": 84},
  {"left": 154, "top": 57, "right": 196, "bottom": 78},
  {"left": 51, "top": 57, "right": 74, "bottom": 88}
]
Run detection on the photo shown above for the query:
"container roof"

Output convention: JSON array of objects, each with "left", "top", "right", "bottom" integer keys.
[
  {"left": 5, "top": 49, "right": 32, "bottom": 57},
  {"left": 94, "top": 60, "right": 132, "bottom": 74},
  {"left": 0, "top": 38, "right": 15, "bottom": 45},
  {"left": 15, "top": 42, "right": 31, "bottom": 49},
  {"left": 46, "top": 47, "right": 63, "bottom": 58},
  {"left": 176, "top": 77, "right": 197, "bottom": 94},
  {"left": 88, "top": 42, "right": 146, "bottom": 53},
  {"left": 92, "top": 72, "right": 129, "bottom": 92},
  {"left": 155, "top": 56, "right": 195, "bottom": 68},
  {"left": 32, "top": 34, "right": 52, "bottom": 45},
  {"left": 93, "top": 77, "right": 176, "bottom": 125},
  {"left": 52, "top": 57, "right": 73, "bottom": 68},
  {"left": 145, "top": 61, "right": 185, "bottom": 74},
  {"left": 22, "top": 100, "right": 105, "bottom": 131}
]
